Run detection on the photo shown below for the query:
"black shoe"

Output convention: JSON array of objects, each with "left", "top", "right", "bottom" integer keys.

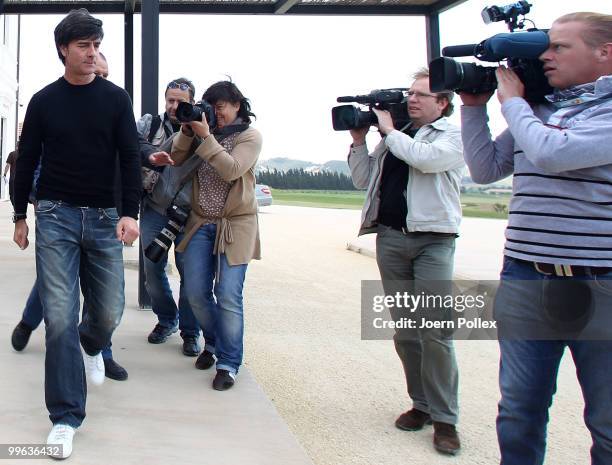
[
  {"left": 11, "top": 321, "right": 33, "bottom": 352},
  {"left": 147, "top": 323, "right": 178, "bottom": 344},
  {"left": 195, "top": 350, "right": 215, "bottom": 370},
  {"left": 433, "top": 422, "right": 461, "bottom": 455},
  {"left": 182, "top": 336, "right": 201, "bottom": 357},
  {"left": 103, "top": 358, "right": 128, "bottom": 381},
  {"left": 212, "top": 369, "right": 235, "bottom": 391},
  {"left": 395, "top": 408, "right": 432, "bottom": 431}
]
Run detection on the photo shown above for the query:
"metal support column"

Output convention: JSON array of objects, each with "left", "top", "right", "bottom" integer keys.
[
  {"left": 426, "top": 12, "right": 441, "bottom": 64},
  {"left": 124, "top": 0, "right": 135, "bottom": 101},
  {"left": 138, "top": 0, "right": 159, "bottom": 309},
  {"left": 141, "top": 0, "right": 159, "bottom": 115}
]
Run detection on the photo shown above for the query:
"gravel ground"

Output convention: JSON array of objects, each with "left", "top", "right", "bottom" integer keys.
[{"left": 243, "top": 205, "right": 591, "bottom": 465}]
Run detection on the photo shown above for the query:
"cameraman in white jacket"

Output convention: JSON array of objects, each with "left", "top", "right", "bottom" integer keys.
[{"left": 348, "top": 67, "right": 464, "bottom": 456}]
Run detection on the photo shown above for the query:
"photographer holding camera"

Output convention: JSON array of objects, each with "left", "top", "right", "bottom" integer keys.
[
  {"left": 167, "top": 81, "right": 262, "bottom": 391},
  {"left": 460, "top": 12, "right": 612, "bottom": 464},
  {"left": 136, "top": 78, "right": 203, "bottom": 357},
  {"left": 348, "top": 68, "right": 464, "bottom": 455}
]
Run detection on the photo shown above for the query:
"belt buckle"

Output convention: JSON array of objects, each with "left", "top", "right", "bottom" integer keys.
[
  {"left": 534, "top": 262, "right": 553, "bottom": 276},
  {"left": 535, "top": 263, "right": 575, "bottom": 277}
]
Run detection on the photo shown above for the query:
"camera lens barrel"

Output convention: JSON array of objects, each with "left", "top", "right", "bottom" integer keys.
[
  {"left": 144, "top": 220, "right": 184, "bottom": 263},
  {"left": 176, "top": 102, "right": 203, "bottom": 123},
  {"left": 430, "top": 57, "right": 497, "bottom": 94}
]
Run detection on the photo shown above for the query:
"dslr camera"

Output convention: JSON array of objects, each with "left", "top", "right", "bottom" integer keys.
[
  {"left": 144, "top": 203, "right": 190, "bottom": 263},
  {"left": 176, "top": 100, "right": 217, "bottom": 127},
  {"left": 429, "top": 1, "right": 553, "bottom": 103},
  {"left": 331, "top": 89, "right": 410, "bottom": 131}
]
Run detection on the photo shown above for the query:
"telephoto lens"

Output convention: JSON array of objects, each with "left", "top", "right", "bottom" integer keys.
[{"left": 144, "top": 204, "right": 190, "bottom": 263}]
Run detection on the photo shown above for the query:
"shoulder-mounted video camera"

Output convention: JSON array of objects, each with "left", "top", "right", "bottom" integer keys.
[
  {"left": 429, "top": 1, "right": 553, "bottom": 103},
  {"left": 331, "top": 89, "right": 410, "bottom": 131}
]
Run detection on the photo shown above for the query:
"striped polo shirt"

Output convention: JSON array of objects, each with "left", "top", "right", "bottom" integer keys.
[{"left": 461, "top": 75, "right": 612, "bottom": 267}]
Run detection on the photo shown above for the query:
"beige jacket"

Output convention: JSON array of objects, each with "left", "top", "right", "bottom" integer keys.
[{"left": 171, "top": 127, "right": 263, "bottom": 265}]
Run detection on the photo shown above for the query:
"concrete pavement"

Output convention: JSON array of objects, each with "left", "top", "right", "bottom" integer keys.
[
  {"left": 0, "top": 202, "right": 592, "bottom": 465},
  {"left": 0, "top": 200, "right": 313, "bottom": 465}
]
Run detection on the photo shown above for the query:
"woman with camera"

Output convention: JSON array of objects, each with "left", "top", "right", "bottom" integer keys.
[{"left": 170, "top": 81, "right": 262, "bottom": 391}]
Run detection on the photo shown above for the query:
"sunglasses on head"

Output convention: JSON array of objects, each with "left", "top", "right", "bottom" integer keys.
[{"left": 167, "top": 81, "right": 192, "bottom": 92}]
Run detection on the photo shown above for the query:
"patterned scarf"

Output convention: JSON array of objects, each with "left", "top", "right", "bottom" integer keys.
[
  {"left": 546, "top": 82, "right": 597, "bottom": 109},
  {"left": 544, "top": 79, "right": 612, "bottom": 128}
]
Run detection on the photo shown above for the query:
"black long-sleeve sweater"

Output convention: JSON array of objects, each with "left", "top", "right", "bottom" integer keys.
[{"left": 14, "top": 76, "right": 141, "bottom": 218}]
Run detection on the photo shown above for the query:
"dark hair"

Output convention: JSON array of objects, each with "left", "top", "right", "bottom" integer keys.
[
  {"left": 54, "top": 9, "right": 104, "bottom": 65},
  {"left": 165, "top": 77, "right": 196, "bottom": 102},
  {"left": 202, "top": 80, "right": 256, "bottom": 124}
]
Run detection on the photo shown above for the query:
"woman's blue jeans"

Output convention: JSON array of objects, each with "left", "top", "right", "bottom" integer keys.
[{"left": 182, "top": 223, "right": 247, "bottom": 375}]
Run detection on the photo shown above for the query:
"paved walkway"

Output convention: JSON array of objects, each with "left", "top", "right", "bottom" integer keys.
[
  {"left": 0, "top": 200, "right": 313, "bottom": 465},
  {"left": 0, "top": 202, "right": 590, "bottom": 465}
]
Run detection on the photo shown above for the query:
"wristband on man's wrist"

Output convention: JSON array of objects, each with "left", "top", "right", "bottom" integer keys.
[{"left": 12, "top": 212, "right": 27, "bottom": 223}]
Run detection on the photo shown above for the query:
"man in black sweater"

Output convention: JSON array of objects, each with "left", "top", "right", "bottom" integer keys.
[
  {"left": 10, "top": 51, "right": 130, "bottom": 383},
  {"left": 12, "top": 9, "right": 140, "bottom": 459}
]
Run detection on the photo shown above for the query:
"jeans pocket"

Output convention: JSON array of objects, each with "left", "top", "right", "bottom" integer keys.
[
  {"left": 592, "top": 272, "right": 612, "bottom": 296},
  {"left": 376, "top": 225, "right": 393, "bottom": 239},
  {"left": 500, "top": 256, "right": 527, "bottom": 280},
  {"left": 35, "top": 200, "right": 59, "bottom": 214},
  {"left": 101, "top": 208, "right": 120, "bottom": 221}
]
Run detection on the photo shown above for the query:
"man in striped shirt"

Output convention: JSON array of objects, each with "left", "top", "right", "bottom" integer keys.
[{"left": 460, "top": 12, "right": 612, "bottom": 465}]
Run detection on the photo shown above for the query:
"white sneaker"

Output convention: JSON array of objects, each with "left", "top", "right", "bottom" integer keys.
[
  {"left": 46, "top": 424, "right": 75, "bottom": 459},
  {"left": 83, "top": 351, "right": 105, "bottom": 386}
]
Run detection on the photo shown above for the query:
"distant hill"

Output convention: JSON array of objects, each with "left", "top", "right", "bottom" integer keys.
[{"left": 256, "top": 157, "right": 351, "bottom": 176}]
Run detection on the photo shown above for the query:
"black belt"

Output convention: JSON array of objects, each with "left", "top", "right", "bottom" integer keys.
[
  {"left": 516, "top": 258, "right": 612, "bottom": 277},
  {"left": 386, "top": 225, "right": 457, "bottom": 238}
]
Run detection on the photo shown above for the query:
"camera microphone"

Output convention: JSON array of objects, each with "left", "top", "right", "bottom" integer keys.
[
  {"left": 442, "top": 44, "right": 479, "bottom": 57},
  {"left": 337, "top": 96, "right": 357, "bottom": 103}
]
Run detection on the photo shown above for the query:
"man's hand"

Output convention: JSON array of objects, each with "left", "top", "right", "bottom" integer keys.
[
  {"left": 372, "top": 108, "right": 394, "bottom": 135},
  {"left": 116, "top": 217, "right": 139, "bottom": 245},
  {"left": 13, "top": 220, "right": 29, "bottom": 250},
  {"left": 148, "top": 151, "right": 174, "bottom": 167},
  {"left": 495, "top": 66, "right": 525, "bottom": 104},
  {"left": 459, "top": 91, "right": 494, "bottom": 106},
  {"left": 349, "top": 127, "right": 369, "bottom": 147}
]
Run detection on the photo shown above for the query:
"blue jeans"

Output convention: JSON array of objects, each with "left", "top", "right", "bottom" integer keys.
[
  {"left": 182, "top": 223, "right": 247, "bottom": 375},
  {"left": 21, "top": 280, "right": 113, "bottom": 359},
  {"left": 495, "top": 256, "right": 612, "bottom": 465},
  {"left": 35, "top": 200, "right": 125, "bottom": 427},
  {"left": 140, "top": 204, "right": 199, "bottom": 337}
]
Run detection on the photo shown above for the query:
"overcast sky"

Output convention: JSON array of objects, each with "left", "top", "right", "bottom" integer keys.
[{"left": 16, "top": 0, "right": 612, "bottom": 163}]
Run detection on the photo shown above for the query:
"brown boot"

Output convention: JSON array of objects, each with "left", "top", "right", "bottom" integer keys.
[
  {"left": 395, "top": 408, "right": 432, "bottom": 431},
  {"left": 433, "top": 421, "right": 461, "bottom": 455}
]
